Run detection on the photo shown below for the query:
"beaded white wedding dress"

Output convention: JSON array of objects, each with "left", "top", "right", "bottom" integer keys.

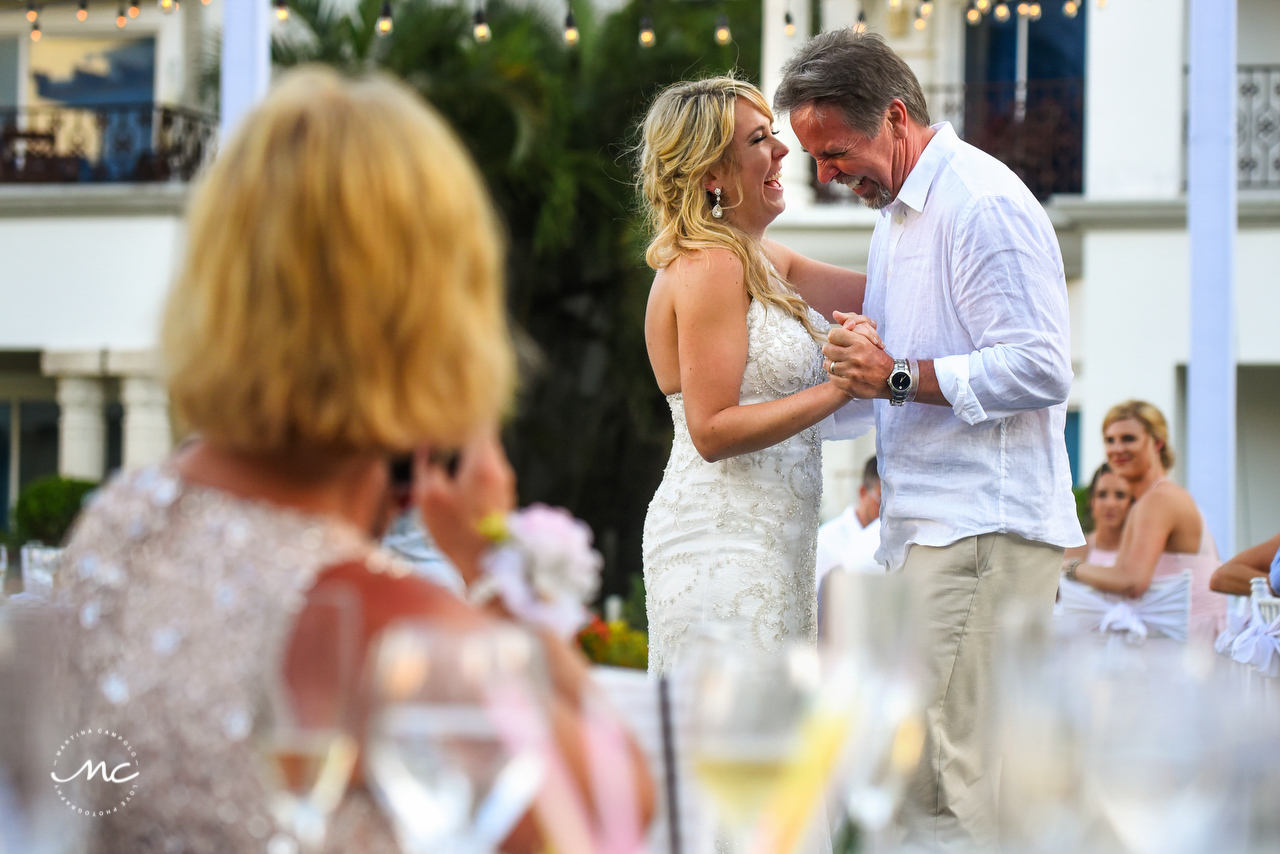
[{"left": 643, "top": 299, "right": 828, "bottom": 676}]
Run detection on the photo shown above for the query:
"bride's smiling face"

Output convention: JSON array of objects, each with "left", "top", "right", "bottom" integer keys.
[{"left": 704, "top": 98, "right": 788, "bottom": 236}]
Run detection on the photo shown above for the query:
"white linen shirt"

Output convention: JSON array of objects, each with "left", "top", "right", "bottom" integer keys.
[{"left": 828, "top": 123, "right": 1084, "bottom": 569}]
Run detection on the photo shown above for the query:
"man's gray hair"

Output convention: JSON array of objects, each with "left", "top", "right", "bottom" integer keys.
[{"left": 773, "top": 30, "right": 930, "bottom": 138}]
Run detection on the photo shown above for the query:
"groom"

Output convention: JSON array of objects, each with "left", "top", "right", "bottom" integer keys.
[{"left": 774, "top": 31, "right": 1084, "bottom": 849}]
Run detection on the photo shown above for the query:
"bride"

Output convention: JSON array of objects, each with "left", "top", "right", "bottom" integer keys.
[{"left": 638, "top": 77, "right": 870, "bottom": 675}]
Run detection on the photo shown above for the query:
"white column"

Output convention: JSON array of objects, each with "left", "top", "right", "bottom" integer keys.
[
  {"left": 55, "top": 377, "right": 106, "bottom": 482},
  {"left": 220, "top": 0, "right": 273, "bottom": 140},
  {"left": 121, "top": 377, "right": 173, "bottom": 470},
  {"left": 1186, "top": 0, "right": 1237, "bottom": 556},
  {"left": 763, "top": 0, "right": 816, "bottom": 206}
]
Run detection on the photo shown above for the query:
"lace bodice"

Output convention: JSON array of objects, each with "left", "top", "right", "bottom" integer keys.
[
  {"left": 53, "top": 463, "right": 400, "bottom": 854},
  {"left": 643, "top": 299, "right": 829, "bottom": 675}
]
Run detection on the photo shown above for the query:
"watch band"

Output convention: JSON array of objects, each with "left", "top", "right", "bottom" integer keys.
[{"left": 888, "top": 358, "right": 912, "bottom": 406}]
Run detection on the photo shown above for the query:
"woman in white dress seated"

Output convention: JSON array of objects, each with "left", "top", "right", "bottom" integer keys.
[
  {"left": 637, "top": 77, "right": 869, "bottom": 674},
  {"left": 1064, "top": 462, "right": 1134, "bottom": 568},
  {"left": 1064, "top": 401, "right": 1226, "bottom": 639}
]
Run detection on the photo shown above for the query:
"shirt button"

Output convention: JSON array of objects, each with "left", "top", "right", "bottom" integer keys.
[{"left": 895, "top": 215, "right": 904, "bottom": 225}]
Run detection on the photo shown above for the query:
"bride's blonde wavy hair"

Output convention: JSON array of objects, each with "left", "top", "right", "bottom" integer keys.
[{"left": 638, "top": 76, "right": 822, "bottom": 341}]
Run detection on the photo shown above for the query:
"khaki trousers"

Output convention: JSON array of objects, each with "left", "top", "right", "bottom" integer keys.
[{"left": 898, "top": 532, "right": 1062, "bottom": 852}]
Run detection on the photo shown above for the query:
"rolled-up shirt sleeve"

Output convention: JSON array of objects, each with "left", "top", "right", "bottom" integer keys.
[{"left": 935, "top": 195, "right": 1073, "bottom": 425}]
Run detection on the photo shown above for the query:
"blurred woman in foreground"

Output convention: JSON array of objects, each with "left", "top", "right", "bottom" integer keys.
[
  {"left": 1065, "top": 401, "right": 1226, "bottom": 639},
  {"left": 1064, "top": 463, "right": 1134, "bottom": 568},
  {"left": 55, "top": 67, "right": 648, "bottom": 854}
]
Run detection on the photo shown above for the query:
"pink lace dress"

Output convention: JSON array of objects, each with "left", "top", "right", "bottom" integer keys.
[{"left": 1147, "top": 480, "right": 1227, "bottom": 641}]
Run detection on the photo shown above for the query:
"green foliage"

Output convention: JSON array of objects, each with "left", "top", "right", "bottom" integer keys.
[
  {"left": 577, "top": 615, "right": 649, "bottom": 670},
  {"left": 14, "top": 476, "right": 98, "bottom": 547},
  {"left": 1074, "top": 484, "right": 1093, "bottom": 534}
]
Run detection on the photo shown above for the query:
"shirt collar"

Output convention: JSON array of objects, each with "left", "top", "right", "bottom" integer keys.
[{"left": 893, "top": 121, "right": 959, "bottom": 215}]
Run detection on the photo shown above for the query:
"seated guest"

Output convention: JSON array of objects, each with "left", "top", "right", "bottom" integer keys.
[
  {"left": 1209, "top": 532, "right": 1280, "bottom": 596},
  {"left": 1066, "top": 400, "right": 1226, "bottom": 639},
  {"left": 1064, "top": 463, "right": 1133, "bottom": 568},
  {"left": 816, "top": 456, "right": 884, "bottom": 580},
  {"left": 54, "top": 68, "right": 649, "bottom": 854}
]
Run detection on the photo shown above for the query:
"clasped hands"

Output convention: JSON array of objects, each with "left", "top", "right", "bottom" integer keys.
[{"left": 823, "top": 310, "right": 895, "bottom": 400}]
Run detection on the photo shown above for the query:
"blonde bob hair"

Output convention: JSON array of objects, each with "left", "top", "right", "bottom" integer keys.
[
  {"left": 162, "top": 67, "right": 514, "bottom": 453},
  {"left": 1103, "top": 400, "right": 1175, "bottom": 472},
  {"left": 638, "top": 76, "right": 822, "bottom": 340}
]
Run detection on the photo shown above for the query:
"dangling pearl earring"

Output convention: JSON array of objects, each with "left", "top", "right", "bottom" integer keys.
[{"left": 711, "top": 187, "right": 723, "bottom": 219}]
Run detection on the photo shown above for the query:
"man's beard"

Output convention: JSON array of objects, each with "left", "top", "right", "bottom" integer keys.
[{"left": 835, "top": 174, "right": 894, "bottom": 210}]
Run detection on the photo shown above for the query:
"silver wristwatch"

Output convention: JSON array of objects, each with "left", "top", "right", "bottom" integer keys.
[{"left": 887, "top": 358, "right": 918, "bottom": 406}]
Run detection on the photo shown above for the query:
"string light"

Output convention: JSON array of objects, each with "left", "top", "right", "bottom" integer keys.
[
  {"left": 638, "top": 14, "right": 655, "bottom": 46},
  {"left": 919, "top": 0, "right": 932, "bottom": 17},
  {"left": 77, "top": 0, "right": 88, "bottom": 19},
  {"left": 30, "top": 20, "right": 40, "bottom": 40},
  {"left": 913, "top": 3, "right": 926, "bottom": 29},
  {"left": 563, "top": 8, "right": 578, "bottom": 44},
  {"left": 275, "top": 0, "right": 288, "bottom": 20},
  {"left": 472, "top": 7, "right": 490, "bottom": 41},
  {"left": 784, "top": 10, "right": 795, "bottom": 36},
  {"left": 26, "top": 1, "right": 36, "bottom": 22},
  {"left": 966, "top": 2, "right": 981, "bottom": 23},
  {"left": 1028, "top": 1, "right": 1041, "bottom": 19},
  {"left": 128, "top": 0, "right": 140, "bottom": 17},
  {"left": 714, "top": 14, "right": 730, "bottom": 45},
  {"left": 1097, "top": 0, "right": 1106, "bottom": 6},
  {"left": 1062, "top": 0, "right": 1078, "bottom": 14},
  {"left": 994, "top": 1, "right": 1010, "bottom": 19},
  {"left": 377, "top": 0, "right": 393, "bottom": 32},
  {"left": 888, "top": 0, "right": 901, "bottom": 8},
  {"left": 159, "top": 0, "right": 176, "bottom": 11},
  {"left": 854, "top": 9, "right": 867, "bottom": 32},
  {"left": 975, "top": 0, "right": 990, "bottom": 10},
  {"left": 116, "top": 2, "right": 127, "bottom": 25}
]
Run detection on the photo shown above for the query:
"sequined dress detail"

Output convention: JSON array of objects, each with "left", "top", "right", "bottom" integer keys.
[
  {"left": 53, "top": 463, "right": 400, "bottom": 854},
  {"left": 643, "top": 299, "right": 828, "bottom": 675}
]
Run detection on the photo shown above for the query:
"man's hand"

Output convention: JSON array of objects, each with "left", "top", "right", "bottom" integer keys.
[{"left": 825, "top": 312, "right": 894, "bottom": 399}]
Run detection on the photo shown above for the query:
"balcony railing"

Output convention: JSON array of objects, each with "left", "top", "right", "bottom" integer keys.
[
  {"left": 1239, "top": 65, "right": 1280, "bottom": 190},
  {"left": 814, "top": 77, "right": 1084, "bottom": 204},
  {"left": 0, "top": 103, "right": 216, "bottom": 184}
]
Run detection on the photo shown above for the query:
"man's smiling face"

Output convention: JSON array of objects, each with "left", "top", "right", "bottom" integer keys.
[{"left": 790, "top": 102, "right": 899, "bottom": 210}]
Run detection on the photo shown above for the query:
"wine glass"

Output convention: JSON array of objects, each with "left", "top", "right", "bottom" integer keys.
[
  {"left": 685, "top": 641, "right": 821, "bottom": 854},
  {"left": 253, "top": 586, "right": 361, "bottom": 854},
  {"left": 364, "top": 623, "right": 548, "bottom": 854}
]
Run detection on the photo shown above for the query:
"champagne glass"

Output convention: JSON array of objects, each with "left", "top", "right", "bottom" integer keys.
[
  {"left": 254, "top": 586, "right": 361, "bottom": 854},
  {"left": 686, "top": 642, "right": 820, "bottom": 853},
  {"left": 365, "top": 623, "right": 548, "bottom": 854}
]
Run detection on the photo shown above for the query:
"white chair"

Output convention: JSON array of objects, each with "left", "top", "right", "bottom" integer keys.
[
  {"left": 1216, "top": 594, "right": 1253, "bottom": 655},
  {"left": 18, "top": 545, "right": 63, "bottom": 600},
  {"left": 1056, "top": 571, "right": 1192, "bottom": 643},
  {"left": 1229, "top": 579, "right": 1280, "bottom": 678}
]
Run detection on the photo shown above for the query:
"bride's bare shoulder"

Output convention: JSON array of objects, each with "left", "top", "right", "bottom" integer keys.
[{"left": 659, "top": 248, "right": 745, "bottom": 296}]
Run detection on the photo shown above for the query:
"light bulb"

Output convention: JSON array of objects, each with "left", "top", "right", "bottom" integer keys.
[
  {"left": 854, "top": 10, "right": 867, "bottom": 31},
  {"left": 30, "top": 21, "right": 40, "bottom": 40},
  {"left": 714, "top": 14, "right": 730, "bottom": 44},
  {"left": 976, "top": 0, "right": 990, "bottom": 11},
  {"left": 919, "top": 0, "right": 932, "bottom": 17},
  {"left": 116, "top": 4, "right": 127, "bottom": 24},
  {"left": 913, "top": 14, "right": 926, "bottom": 28},
  {"left": 25, "top": 1, "right": 36, "bottom": 22},
  {"left": 159, "top": 0, "right": 175, "bottom": 12},
  {"left": 888, "top": 0, "right": 901, "bottom": 8},
  {"left": 1016, "top": 1, "right": 1028, "bottom": 15},
  {"left": 275, "top": 0, "right": 288, "bottom": 20},
  {"left": 563, "top": 10, "right": 578, "bottom": 43},
  {"left": 376, "top": 0, "right": 392, "bottom": 32},
  {"left": 77, "top": 1, "right": 87, "bottom": 19},
  {"left": 1062, "top": 0, "right": 1077, "bottom": 14},
  {"left": 1028, "top": 1, "right": 1041, "bottom": 18},
  {"left": 473, "top": 8, "right": 490, "bottom": 41},
  {"left": 638, "top": 14, "right": 655, "bottom": 46},
  {"left": 128, "top": 1, "right": 139, "bottom": 17},
  {"left": 1097, "top": 0, "right": 1106, "bottom": 6},
  {"left": 994, "top": 1, "right": 1010, "bottom": 18},
  {"left": 784, "top": 10, "right": 795, "bottom": 36},
  {"left": 966, "top": 6, "right": 981, "bottom": 22}
]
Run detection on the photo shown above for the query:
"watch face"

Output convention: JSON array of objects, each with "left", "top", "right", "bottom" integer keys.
[{"left": 891, "top": 371, "right": 912, "bottom": 391}]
